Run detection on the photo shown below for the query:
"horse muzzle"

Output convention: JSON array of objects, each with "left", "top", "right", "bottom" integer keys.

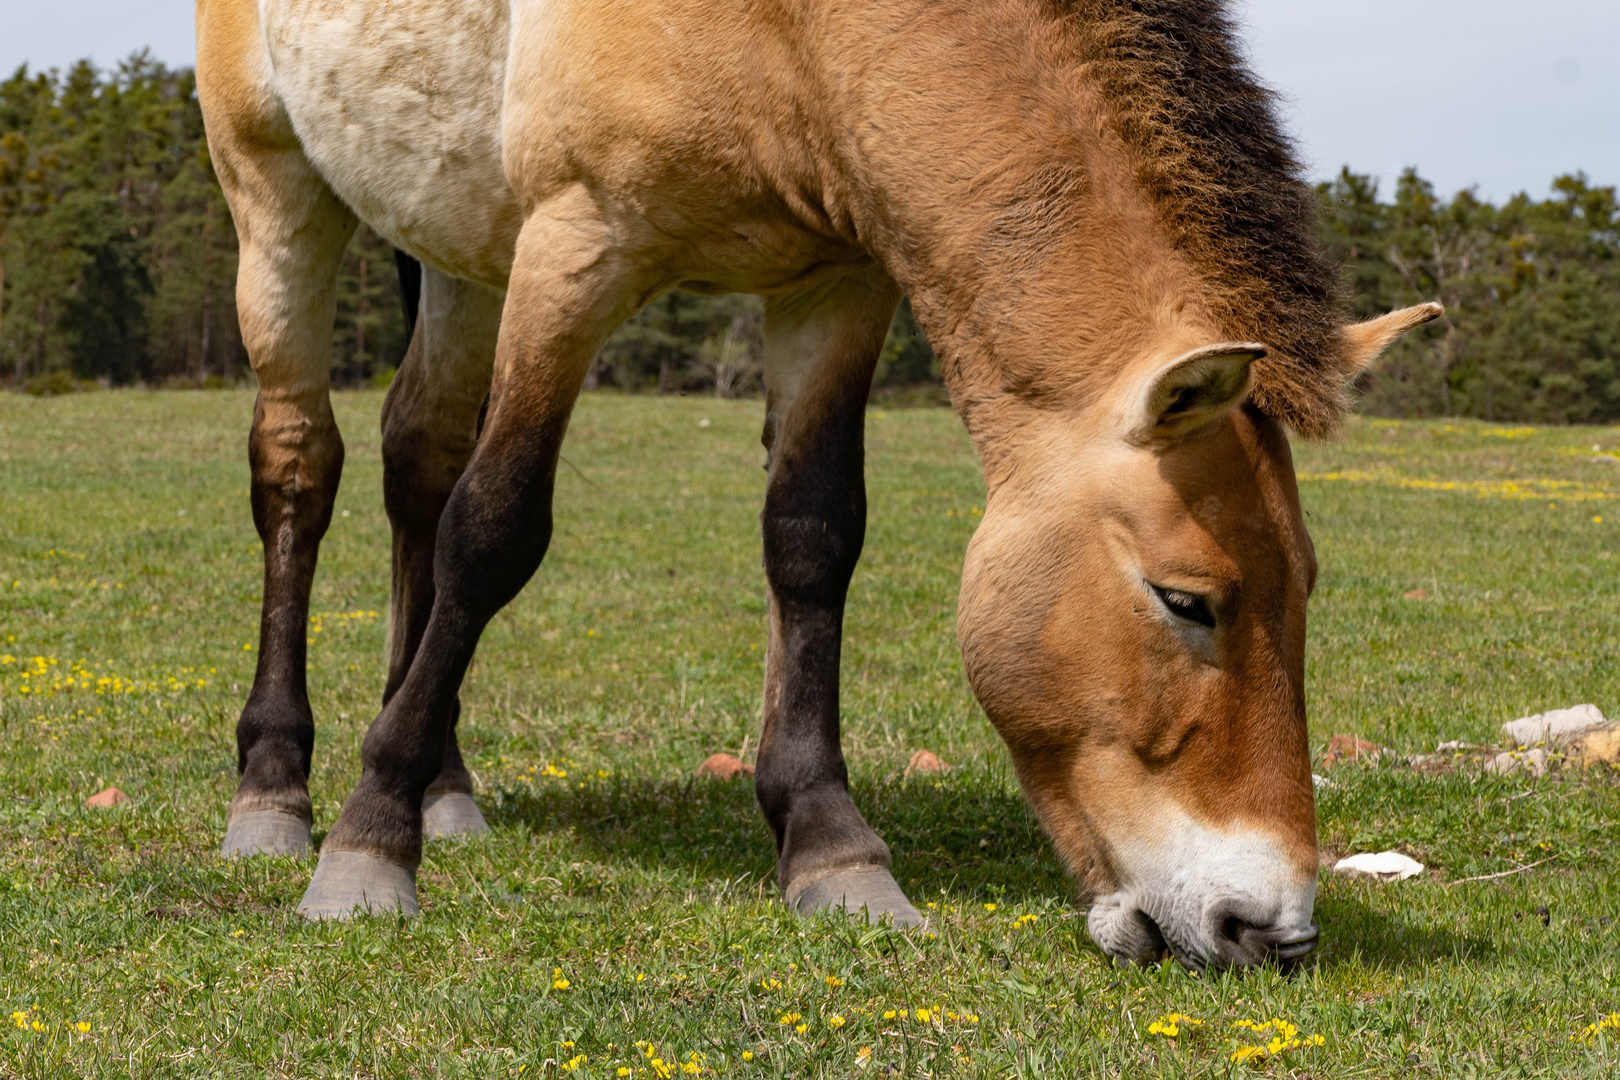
[{"left": 1083, "top": 818, "right": 1320, "bottom": 971}]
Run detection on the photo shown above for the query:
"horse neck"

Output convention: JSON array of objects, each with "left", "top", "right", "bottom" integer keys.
[{"left": 809, "top": 0, "right": 1220, "bottom": 458}]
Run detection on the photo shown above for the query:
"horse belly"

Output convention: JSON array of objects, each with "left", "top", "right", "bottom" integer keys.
[{"left": 263, "top": 0, "right": 522, "bottom": 288}]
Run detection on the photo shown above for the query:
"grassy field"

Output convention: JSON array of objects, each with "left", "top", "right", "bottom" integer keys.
[{"left": 1, "top": 389, "right": 1617, "bottom": 1078}]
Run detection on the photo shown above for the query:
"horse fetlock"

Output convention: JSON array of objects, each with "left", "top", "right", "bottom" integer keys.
[
  {"left": 771, "top": 784, "right": 893, "bottom": 893},
  {"left": 320, "top": 793, "right": 425, "bottom": 872},
  {"left": 296, "top": 850, "right": 418, "bottom": 921},
  {"left": 227, "top": 780, "right": 312, "bottom": 824}
]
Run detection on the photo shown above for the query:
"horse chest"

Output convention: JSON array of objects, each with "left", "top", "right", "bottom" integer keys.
[{"left": 262, "top": 0, "right": 523, "bottom": 288}]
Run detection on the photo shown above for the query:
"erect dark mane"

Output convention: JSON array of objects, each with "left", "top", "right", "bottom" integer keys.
[{"left": 1047, "top": 0, "right": 1348, "bottom": 437}]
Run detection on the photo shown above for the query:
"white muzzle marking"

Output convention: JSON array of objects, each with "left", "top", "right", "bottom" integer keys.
[{"left": 1085, "top": 811, "right": 1317, "bottom": 969}]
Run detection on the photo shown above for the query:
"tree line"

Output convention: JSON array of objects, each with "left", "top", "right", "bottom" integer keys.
[{"left": 3, "top": 56, "right": 1617, "bottom": 422}]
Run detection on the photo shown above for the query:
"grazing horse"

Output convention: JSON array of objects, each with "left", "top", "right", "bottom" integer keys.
[{"left": 196, "top": 0, "right": 1437, "bottom": 969}]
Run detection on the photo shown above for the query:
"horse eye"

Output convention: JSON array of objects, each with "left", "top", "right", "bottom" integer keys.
[{"left": 1151, "top": 585, "right": 1217, "bottom": 628}]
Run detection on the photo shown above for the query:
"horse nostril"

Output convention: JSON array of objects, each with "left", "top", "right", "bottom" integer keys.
[
  {"left": 1216, "top": 912, "right": 1267, "bottom": 964},
  {"left": 1209, "top": 907, "right": 1319, "bottom": 969}
]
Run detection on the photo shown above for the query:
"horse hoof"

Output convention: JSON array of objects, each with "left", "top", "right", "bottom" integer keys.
[
  {"left": 221, "top": 810, "right": 313, "bottom": 858},
  {"left": 422, "top": 792, "right": 490, "bottom": 838},
  {"left": 786, "top": 869, "right": 925, "bottom": 928},
  {"left": 296, "top": 850, "right": 418, "bottom": 921}
]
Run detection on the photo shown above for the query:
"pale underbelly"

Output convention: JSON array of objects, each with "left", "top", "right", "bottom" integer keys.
[{"left": 262, "top": 0, "right": 522, "bottom": 290}]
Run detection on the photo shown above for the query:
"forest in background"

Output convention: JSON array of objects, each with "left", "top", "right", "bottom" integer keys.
[{"left": 2, "top": 56, "right": 1618, "bottom": 422}]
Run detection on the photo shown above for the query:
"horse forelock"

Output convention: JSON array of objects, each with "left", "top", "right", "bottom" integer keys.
[{"left": 992, "top": 0, "right": 1350, "bottom": 438}]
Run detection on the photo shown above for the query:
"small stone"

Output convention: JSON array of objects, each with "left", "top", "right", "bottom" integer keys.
[
  {"left": 905, "top": 750, "right": 948, "bottom": 776},
  {"left": 85, "top": 787, "right": 129, "bottom": 808},
  {"left": 1334, "top": 851, "right": 1424, "bottom": 881},
  {"left": 1501, "top": 704, "right": 1606, "bottom": 747},
  {"left": 1319, "top": 735, "right": 1383, "bottom": 769},
  {"left": 696, "top": 753, "right": 752, "bottom": 781},
  {"left": 1485, "top": 748, "right": 1549, "bottom": 778},
  {"left": 1403, "top": 588, "right": 1429, "bottom": 600}
]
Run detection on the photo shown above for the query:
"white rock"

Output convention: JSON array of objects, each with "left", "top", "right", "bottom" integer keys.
[
  {"left": 1485, "top": 748, "right": 1549, "bottom": 778},
  {"left": 1501, "top": 704, "right": 1607, "bottom": 747},
  {"left": 1334, "top": 851, "right": 1424, "bottom": 881}
]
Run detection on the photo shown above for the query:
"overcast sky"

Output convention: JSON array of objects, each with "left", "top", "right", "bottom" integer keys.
[{"left": 5, "top": 1, "right": 1615, "bottom": 203}]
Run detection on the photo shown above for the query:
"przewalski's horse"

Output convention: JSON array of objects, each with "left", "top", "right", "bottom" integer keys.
[{"left": 196, "top": 0, "right": 1438, "bottom": 969}]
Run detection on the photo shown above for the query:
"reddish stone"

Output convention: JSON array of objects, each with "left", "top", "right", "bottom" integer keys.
[
  {"left": 905, "top": 750, "right": 949, "bottom": 776},
  {"left": 1318, "top": 735, "right": 1383, "bottom": 769},
  {"left": 696, "top": 753, "right": 753, "bottom": 781},
  {"left": 85, "top": 787, "right": 130, "bottom": 808}
]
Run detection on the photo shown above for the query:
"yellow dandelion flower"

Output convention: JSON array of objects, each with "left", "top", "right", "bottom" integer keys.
[
  {"left": 916, "top": 1008, "right": 932, "bottom": 1022},
  {"left": 75, "top": 1021, "right": 91, "bottom": 1033},
  {"left": 825, "top": 975, "right": 844, "bottom": 988},
  {"left": 618, "top": 1069, "right": 632, "bottom": 1077},
  {"left": 828, "top": 1015, "right": 845, "bottom": 1028},
  {"left": 1574, "top": 1012, "right": 1620, "bottom": 1043},
  {"left": 983, "top": 903, "right": 996, "bottom": 912},
  {"left": 741, "top": 1050, "right": 754, "bottom": 1061}
]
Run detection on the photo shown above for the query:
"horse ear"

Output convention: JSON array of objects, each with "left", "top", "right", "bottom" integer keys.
[
  {"left": 1341, "top": 302, "right": 1443, "bottom": 379},
  {"left": 1131, "top": 342, "right": 1264, "bottom": 443}
]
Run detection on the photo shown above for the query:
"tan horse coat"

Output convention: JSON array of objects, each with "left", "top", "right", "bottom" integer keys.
[{"left": 198, "top": 0, "right": 1436, "bottom": 966}]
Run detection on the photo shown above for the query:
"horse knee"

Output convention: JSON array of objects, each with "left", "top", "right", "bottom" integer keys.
[
  {"left": 762, "top": 503, "right": 864, "bottom": 608},
  {"left": 381, "top": 411, "right": 477, "bottom": 531}
]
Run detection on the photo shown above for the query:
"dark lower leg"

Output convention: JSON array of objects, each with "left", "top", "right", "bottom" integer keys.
[
  {"left": 322, "top": 412, "right": 567, "bottom": 870},
  {"left": 754, "top": 386, "right": 892, "bottom": 894},
  {"left": 230, "top": 395, "right": 344, "bottom": 830},
  {"left": 381, "top": 387, "right": 481, "bottom": 801},
  {"left": 300, "top": 202, "right": 643, "bottom": 915}
]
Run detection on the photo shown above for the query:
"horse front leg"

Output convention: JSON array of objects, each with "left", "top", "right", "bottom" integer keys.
[
  {"left": 296, "top": 189, "right": 641, "bottom": 918},
  {"left": 219, "top": 147, "right": 358, "bottom": 858},
  {"left": 754, "top": 265, "right": 921, "bottom": 927},
  {"left": 379, "top": 266, "right": 504, "bottom": 838}
]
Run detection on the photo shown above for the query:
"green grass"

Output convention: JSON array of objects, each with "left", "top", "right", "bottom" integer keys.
[{"left": 1, "top": 390, "right": 1617, "bottom": 1078}]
